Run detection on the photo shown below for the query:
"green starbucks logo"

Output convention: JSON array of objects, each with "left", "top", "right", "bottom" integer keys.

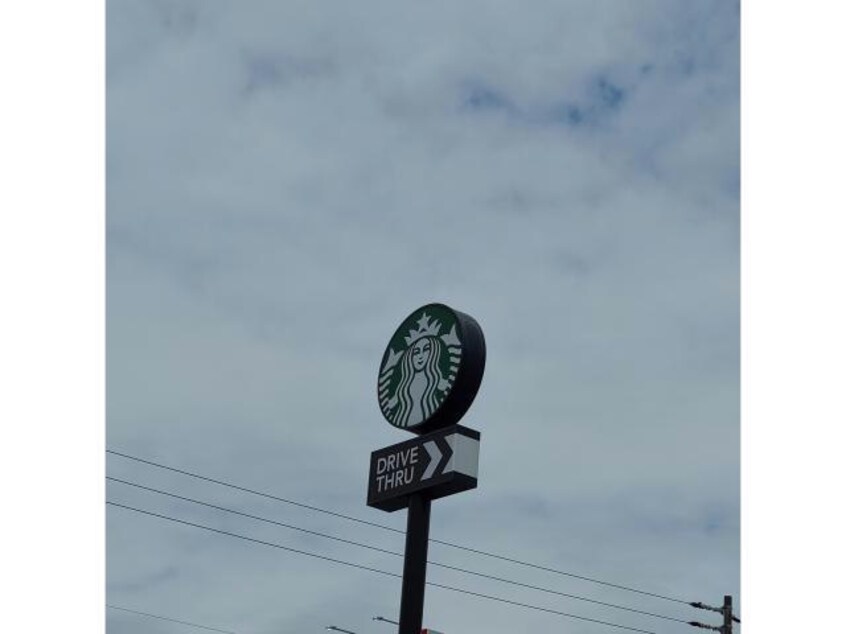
[{"left": 378, "top": 304, "right": 486, "bottom": 434}]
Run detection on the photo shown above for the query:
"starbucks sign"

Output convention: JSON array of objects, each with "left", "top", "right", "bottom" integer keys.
[{"left": 377, "top": 304, "right": 485, "bottom": 434}]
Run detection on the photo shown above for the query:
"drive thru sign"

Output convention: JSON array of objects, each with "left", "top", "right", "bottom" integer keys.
[{"left": 367, "top": 425, "right": 479, "bottom": 511}]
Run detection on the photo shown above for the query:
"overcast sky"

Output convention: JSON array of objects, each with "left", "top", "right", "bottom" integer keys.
[{"left": 106, "top": 1, "right": 739, "bottom": 633}]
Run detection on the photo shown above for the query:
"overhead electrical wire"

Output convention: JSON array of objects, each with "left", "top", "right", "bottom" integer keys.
[
  {"left": 107, "top": 448, "right": 690, "bottom": 605},
  {"left": 107, "top": 500, "right": 660, "bottom": 634},
  {"left": 106, "top": 449, "right": 402, "bottom": 534},
  {"left": 107, "top": 604, "right": 239, "bottom": 634},
  {"left": 107, "top": 476, "right": 689, "bottom": 624}
]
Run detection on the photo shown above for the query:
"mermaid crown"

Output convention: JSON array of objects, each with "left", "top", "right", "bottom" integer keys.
[{"left": 404, "top": 313, "right": 442, "bottom": 346}]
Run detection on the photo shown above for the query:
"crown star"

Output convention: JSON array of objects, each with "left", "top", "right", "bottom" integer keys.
[{"left": 404, "top": 312, "right": 442, "bottom": 346}]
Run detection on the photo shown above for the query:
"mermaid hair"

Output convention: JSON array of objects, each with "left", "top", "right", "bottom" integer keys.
[{"left": 393, "top": 336, "right": 443, "bottom": 427}]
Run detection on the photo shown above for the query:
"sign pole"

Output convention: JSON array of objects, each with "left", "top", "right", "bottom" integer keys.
[
  {"left": 371, "top": 304, "right": 486, "bottom": 634},
  {"left": 398, "top": 492, "right": 431, "bottom": 634}
]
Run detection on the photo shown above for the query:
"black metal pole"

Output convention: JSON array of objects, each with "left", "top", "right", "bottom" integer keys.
[{"left": 398, "top": 493, "right": 431, "bottom": 634}]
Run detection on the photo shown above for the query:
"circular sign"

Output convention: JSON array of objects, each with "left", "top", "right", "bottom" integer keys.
[{"left": 377, "top": 303, "right": 485, "bottom": 434}]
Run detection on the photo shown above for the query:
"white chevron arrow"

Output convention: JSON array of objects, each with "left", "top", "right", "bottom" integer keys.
[{"left": 421, "top": 440, "right": 443, "bottom": 480}]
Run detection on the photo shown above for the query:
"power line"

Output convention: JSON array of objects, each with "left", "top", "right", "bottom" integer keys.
[
  {"left": 106, "top": 449, "right": 404, "bottom": 534},
  {"left": 108, "top": 500, "right": 402, "bottom": 577},
  {"left": 107, "top": 448, "right": 690, "bottom": 605},
  {"left": 107, "top": 475, "right": 689, "bottom": 624},
  {"left": 433, "top": 534, "right": 689, "bottom": 606},
  {"left": 107, "top": 604, "right": 239, "bottom": 634},
  {"left": 107, "top": 500, "right": 660, "bottom": 634},
  {"left": 107, "top": 475, "right": 401, "bottom": 556}
]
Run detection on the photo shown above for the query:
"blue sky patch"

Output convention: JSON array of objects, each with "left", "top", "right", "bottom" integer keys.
[
  {"left": 460, "top": 82, "right": 515, "bottom": 114},
  {"left": 460, "top": 73, "right": 629, "bottom": 129}
]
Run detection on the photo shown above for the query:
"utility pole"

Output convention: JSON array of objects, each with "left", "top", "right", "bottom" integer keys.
[
  {"left": 689, "top": 594, "right": 740, "bottom": 633},
  {"left": 722, "top": 595, "right": 733, "bottom": 634}
]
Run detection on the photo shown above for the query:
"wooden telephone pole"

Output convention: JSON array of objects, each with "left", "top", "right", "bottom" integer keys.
[
  {"left": 689, "top": 594, "right": 739, "bottom": 633},
  {"left": 722, "top": 595, "right": 733, "bottom": 634}
]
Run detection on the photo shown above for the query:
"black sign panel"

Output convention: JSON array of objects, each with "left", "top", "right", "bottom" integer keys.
[{"left": 367, "top": 425, "right": 480, "bottom": 512}]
